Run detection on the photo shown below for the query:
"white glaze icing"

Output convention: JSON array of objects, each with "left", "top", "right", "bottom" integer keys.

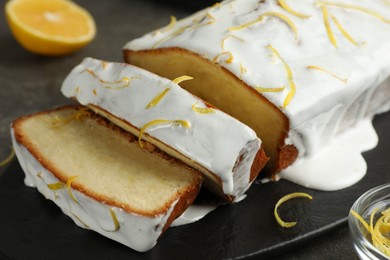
[
  {"left": 278, "top": 118, "right": 378, "bottom": 190},
  {"left": 11, "top": 128, "right": 177, "bottom": 252},
  {"left": 124, "top": 0, "right": 390, "bottom": 161},
  {"left": 61, "top": 58, "right": 261, "bottom": 200},
  {"left": 171, "top": 204, "right": 218, "bottom": 227}
]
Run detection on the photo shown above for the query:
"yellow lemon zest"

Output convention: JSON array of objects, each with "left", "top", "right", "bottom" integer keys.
[
  {"left": 274, "top": 192, "right": 313, "bottom": 228},
  {"left": 229, "top": 12, "right": 298, "bottom": 40},
  {"left": 307, "top": 65, "right": 348, "bottom": 83},
  {"left": 109, "top": 208, "right": 120, "bottom": 232},
  {"left": 207, "top": 12, "right": 216, "bottom": 20},
  {"left": 321, "top": 6, "right": 337, "bottom": 48},
  {"left": 101, "top": 61, "right": 108, "bottom": 69},
  {"left": 71, "top": 212, "right": 89, "bottom": 228},
  {"left": 191, "top": 102, "right": 215, "bottom": 114},
  {"left": 172, "top": 75, "right": 194, "bottom": 85},
  {"left": 75, "top": 86, "right": 80, "bottom": 94},
  {"left": 351, "top": 208, "right": 390, "bottom": 257},
  {"left": 139, "top": 119, "right": 191, "bottom": 147},
  {"left": 330, "top": 15, "right": 359, "bottom": 46},
  {"left": 0, "top": 147, "right": 15, "bottom": 167},
  {"left": 51, "top": 108, "right": 89, "bottom": 127},
  {"left": 92, "top": 89, "right": 97, "bottom": 96},
  {"left": 240, "top": 63, "right": 247, "bottom": 77},
  {"left": 163, "top": 16, "right": 177, "bottom": 32},
  {"left": 350, "top": 210, "right": 371, "bottom": 231},
  {"left": 152, "top": 26, "right": 188, "bottom": 48},
  {"left": 316, "top": 1, "right": 390, "bottom": 23},
  {"left": 188, "top": 20, "right": 215, "bottom": 31},
  {"left": 255, "top": 86, "right": 286, "bottom": 93},
  {"left": 146, "top": 88, "right": 170, "bottom": 109},
  {"left": 213, "top": 51, "right": 234, "bottom": 64},
  {"left": 47, "top": 182, "right": 65, "bottom": 190},
  {"left": 85, "top": 69, "right": 136, "bottom": 89},
  {"left": 66, "top": 176, "right": 79, "bottom": 204},
  {"left": 278, "top": 0, "right": 311, "bottom": 18},
  {"left": 36, "top": 172, "right": 43, "bottom": 179},
  {"left": 221, "top": 34, "right": 244, "bottom": 50},
  {"left": 267, "top": 45, "right": 296, "bottom": 108}
]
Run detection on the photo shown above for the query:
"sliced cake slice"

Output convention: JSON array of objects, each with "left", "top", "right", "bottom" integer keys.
[
  {"left": 11, "top": 106, "right": 202, "bottom": 252},
  {"left": 61, "top": 58, "right": 268, "bottom": 202}
]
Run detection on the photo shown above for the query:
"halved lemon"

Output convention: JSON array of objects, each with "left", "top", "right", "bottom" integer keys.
[{"left": 5, "top": 0, "right": 96, "bottom": 56}]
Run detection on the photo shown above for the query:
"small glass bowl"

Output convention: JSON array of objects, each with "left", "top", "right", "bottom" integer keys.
[{"left": 349, "top": 184, "right": 390, "bottom": 260}]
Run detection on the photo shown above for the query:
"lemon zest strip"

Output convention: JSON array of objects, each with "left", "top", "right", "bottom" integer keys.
[
  {"left": 172, "top": 75, "right": 194, "bottom": 85},
  {"left": 267, "top": 45, "right": 296, "bottom": 108},
  {"left": 274, "top": 192, "right": 313, "bottom": 228},
  {"left": 109, "top": 208, "right": 120, "bottom": 232},
  {"left": 316, "top": 1, "right": 390, "bottom": 23},
  {"left": 213, "top": 51, "right": 234, "bottom": 64},
  {"left": 0, "top": 147, "right": 15, "bottom": 167},
  {"left": 51, "top": 108, "right": 89, "bottom": 128},
  {"left": 350, "top": 209, "right": 371, "bottom": 231},
  {"left": 71, "top": 212, "right": 89, "bottom": 228},
  {"left": 85, "top": 69, "right": 137, "bottom": 89},
  {"left": 307, "top": 65, "right": 348, "bottom": 83},
  {"left": 192, "top": 102, "right": 215, "bottom": 114},
  {"left": 240, "top": 63, "right": 247, "bottom": 77},
  {"left": 188, "top": 20, "right": 215, "bottom": 31},
  {"left": 255, "top": 86, "right": 286, "bottom": 93},
  {"left": 278, "top": 0, "right": 311, "bottom": 18},
  {"left": 47, "top": 182, "right": 65, "bottom": 190},
  {"left": 330, "top": 15, "right": 359, "bottom": 46},
  {"left": 163, "top": 16, "right": 177, "bottom": 32},
  {"left": 152, "top": 26, "right": 188, "bottom": 48},
  {"left": 138, "top": 119, "right": 191, "bottom": 147},
  {"left": 221, "top": 34, "right": 244, "bottom": 50},
  {"left": 321, "top": 6, "right": 337, "bottom": 48},
  {"left": 146, "top": 88, "right": 170, "bottom": 109},
  {"left": 229, "top": 12, "right": 298, "bottom": 40},
  {"left": 66, "top": 176, "right": 79, "bottom": 204}
]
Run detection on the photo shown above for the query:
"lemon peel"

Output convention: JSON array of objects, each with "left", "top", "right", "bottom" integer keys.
[
  {"left": 172, "top": 75, "right": 194, "bottom": 85},
  {"left": 278, "top": 0, "right": 311, "bottom": 18},
  {"left": 146, "top": 88, "right": 170, "bottom": 109},
  {"left": 51, "top": 108, "right": 89, "bottom": 128},
  {"left": 321, "top": 6, "right": 337, "bottom": 48},
  {"left": 316, "top": 1, "right": 390, "bottom": 23},
  {"left": 307, "top": 65, "right": 347, "bottom": 83},
  {"left": 351, "top": 208, "right": 390, "bottom": 256},
  {"left": 47, "top": 182, "right": 65, "bottom": 190},
  {"left": 274, "top": 192, "right": 313, "bottom": 228},
  {"left": 0, "top": 147, "right": 15, "bottom": 167},
  {"left": 66, "top": 176, "right": 79, "bottom": 204},
  {"left": 109, "top": 208, "right": 120, "bottom": 232},
  {"left": 221, "top": 35, "right": 244, "bottom": 50},
  {"left": 255, "top": 86, "right": 286, "bottom": 93},
  {"left": 139, "top": 119, "right": 191, "bottom": 147},
  {"left": 330, "top": 15, "right": 360, "bottom": 46},
  {"left": 229, "top": 12, "right": 298, "bottom": 40},
  {"left": 84, "top": 69, "right": 137, "bottom": 90},
  {"left": 267, "top": 45, "right": 296, "bottom": 108},
  {"left": 192, "top": 102, "right": 215, "bottom": 114},
  {"left": 213, "top": 51, "right": 234, "bottom": 64},
  {"left": 163, "top": 16, "right": 177, "bottom": 32}
]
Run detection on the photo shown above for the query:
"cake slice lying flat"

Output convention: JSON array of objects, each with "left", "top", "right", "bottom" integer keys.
[
  {"left": 124, "top": 0, "right": 390, "bottom": 175},
  {"left": 11, "top": 106, "right": 202, "bottom": 252},
  {"left": 61, "top": 58, "right": 268, "bottom": 202}
]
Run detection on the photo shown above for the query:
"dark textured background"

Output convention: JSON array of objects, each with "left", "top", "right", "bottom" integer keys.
[{"left": 0, "top": 1, "right": 366, "bottom": 259}]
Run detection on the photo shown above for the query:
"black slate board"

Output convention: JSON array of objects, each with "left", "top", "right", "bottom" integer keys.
[{"left": 0, "top": 113, "right": 389, "bottom": 260}]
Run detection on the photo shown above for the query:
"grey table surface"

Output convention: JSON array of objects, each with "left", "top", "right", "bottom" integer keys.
[{"left": 0, "top": 0, "right": 359, "bottom": 259}]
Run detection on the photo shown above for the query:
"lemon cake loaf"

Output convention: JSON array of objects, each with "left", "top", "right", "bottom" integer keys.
[
  {"left": 11, "top": 106, "right": 202, "bottom": 252},
  {"left": 61, "top": 58, "right": 268, "bottom": 202},
  {"left": 123, "top": 0, "right": 390, "bottom": 174}
]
